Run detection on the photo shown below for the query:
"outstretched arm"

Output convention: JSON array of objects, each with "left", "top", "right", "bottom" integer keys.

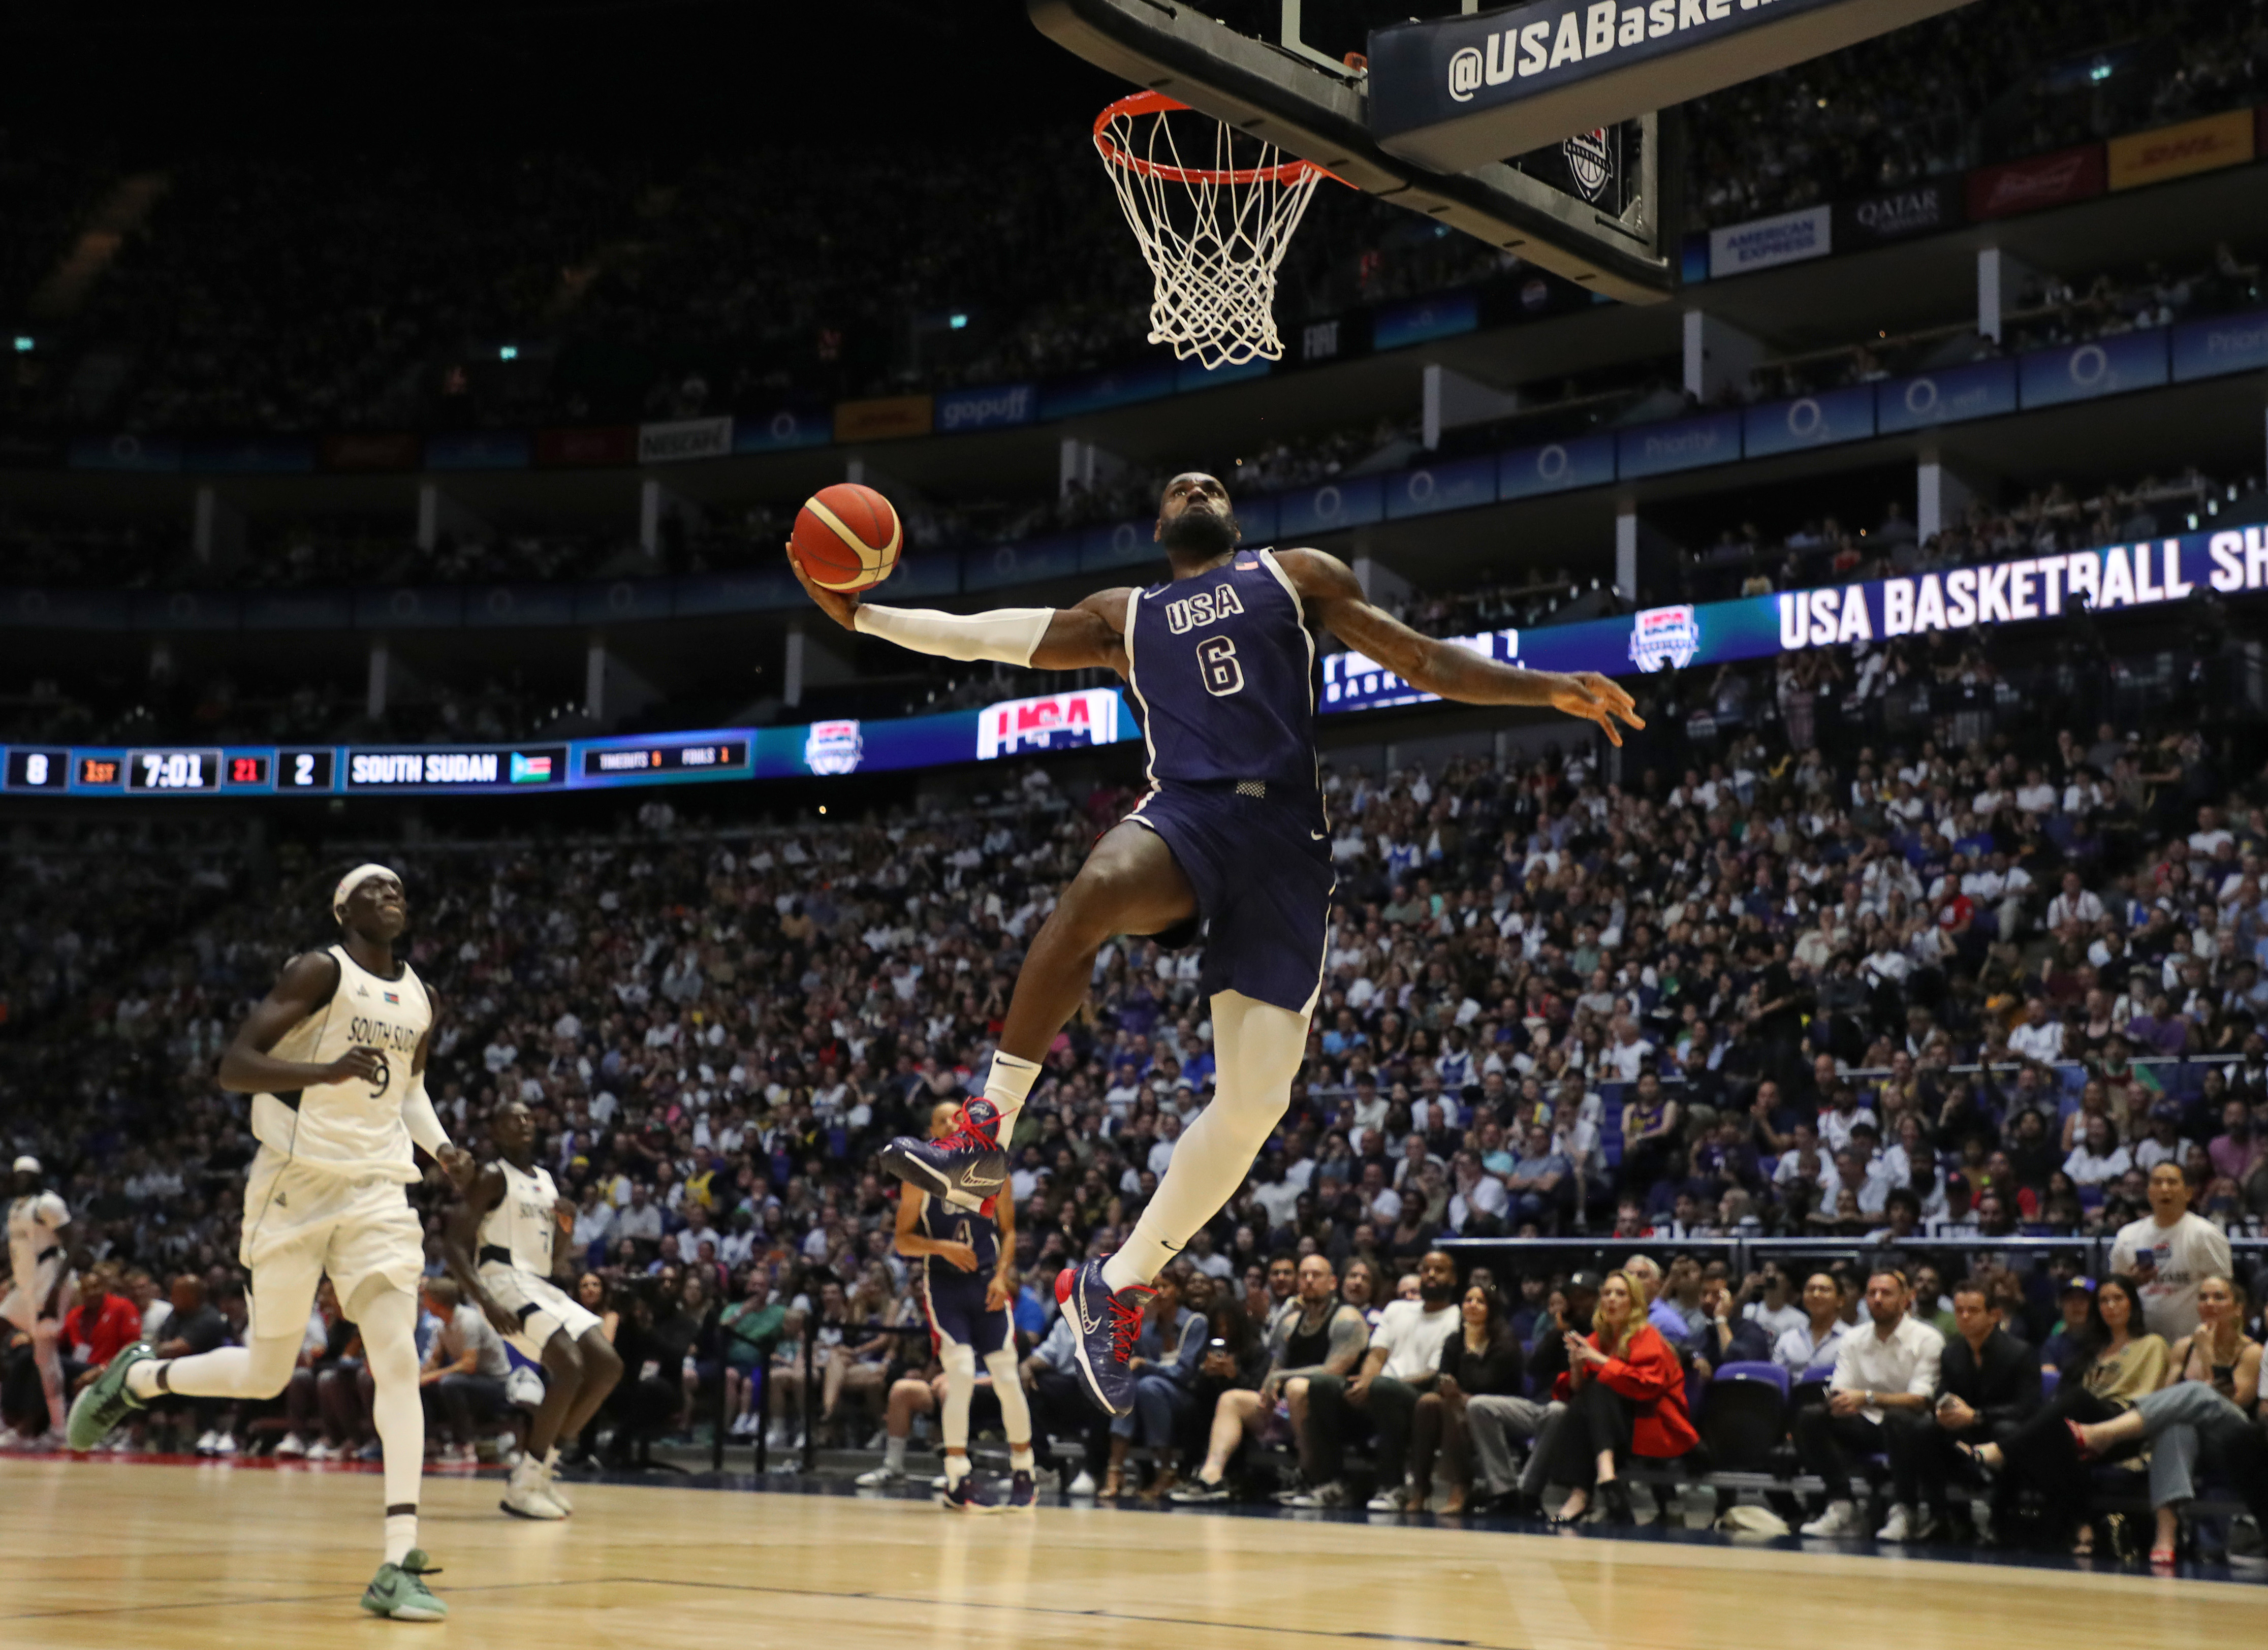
[
  {"left": 791, "top": 551, "right": 1131, "bottom": 676},
  {"left": 1278, "top": 547, "right": 1644, "bottom": 745}
]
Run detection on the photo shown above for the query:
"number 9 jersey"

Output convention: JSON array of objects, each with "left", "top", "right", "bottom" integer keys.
[
  {"left": 251, "top": 943, "right": 433, "bottom": 1181},
  {"left": 1121, "top": 548, "right": 1336, "bottom": 1018}
]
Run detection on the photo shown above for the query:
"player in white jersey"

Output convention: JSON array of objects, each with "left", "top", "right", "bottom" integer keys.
[
  {"left": 1, "top": 1155, "right": 75, "bottom": 1445},
  {"left": 70, "top": 864, "right": 465, "bottom": 1623},
  {"left": 442, "top": 1099, "right": 622, "bottom": 1520}
]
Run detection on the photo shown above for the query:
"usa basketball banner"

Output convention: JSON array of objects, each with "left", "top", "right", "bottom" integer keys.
[
  {"left": 1366, "top": 0, "right": 1976, "bottom": 174},
  {"left": 1318, "top": 527, "right": 2268, "bottom": 714}
]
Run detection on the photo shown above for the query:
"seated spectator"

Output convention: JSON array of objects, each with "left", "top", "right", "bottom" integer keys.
[
  {"left": 1173, "top": 1253, "right": 1365, "bottom": 1503},
  {"left": 1407, "top": 1282, "right": 1525, "bottom": 1513},
  {"left": 417, "top": 1277, "right": 513, "bottom": 1465},
  {"left": 1794, "top": 1269, "right": 1943, "bottom": 1536},
  {"left": 718, "top": 1268, "right": 785, "bottom": 1439},
  {"left": 2039, "top": 1276, "right": 2097, "bottom": 1380},
  {"left": 2065, "top": 1274, "right": 2266, "bottom": 1565},
  {"left": 1292, "top": 1249, "right": 1460, "bottom": 1511},
  {"left": 1534, "top": 1269, "right": 1695, "bottom": 1524},
  {"left": 1690, "top": 1273, "right": 1774, "bottom": 1377},
  {"left": 1019, "top": 1309, "right": 1114, "bottom": 1498},
  {"left": 1963, "top": 1274, "right": 2167, "bottom": 1555},
  {"left": 1877, "top": 1278, "right": 2039, "bottom": 1543},
  {"left": 58, "top": 1262, "right": 142, "bottom": 1401},
  {"left": 1104, "top": 1270, "right": 1204, "bottom": 1499},
  {"left": 1468, "top": 1268, "right": 1599, "bottom": 1517}
]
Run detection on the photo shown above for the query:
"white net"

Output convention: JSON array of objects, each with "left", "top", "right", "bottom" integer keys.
[{"left": 1094, "top": 94, "right": 1330, "bottom": 371}]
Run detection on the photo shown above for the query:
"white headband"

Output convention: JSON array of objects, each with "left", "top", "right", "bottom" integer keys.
[{"left": 333, "top": 863, "right": 402, "bottom": 918}]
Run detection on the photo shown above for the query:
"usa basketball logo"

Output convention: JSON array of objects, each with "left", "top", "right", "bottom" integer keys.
[
  {"left": 1628, "top": 605, "right": 1701, "bottom": 673},
  {"left": 804, "top": 719, "right": 865, "bottom": 777},
  {"left": 1564, "top": 129, "right": 1614, "bottom": 202}
]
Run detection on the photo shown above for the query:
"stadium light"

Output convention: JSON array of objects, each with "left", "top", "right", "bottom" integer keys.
[
  {"left": 499, "top": 345, "right": 519, "bottom": 361},
  {"left": 948, "top": 313, "right": 968, "bottom": 330},
  {"left": 10, "top": 336, "right": 29, "bottom": 352}
]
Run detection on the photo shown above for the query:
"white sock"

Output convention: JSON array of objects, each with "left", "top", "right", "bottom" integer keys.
[
  {"left": 384, "top": 1513, "right": 419, "bottom": 1567},
  {"left": 884, "top": 1434, "right": 908, "bottom": 1473},
  {"left": 982, "top": 1050, "right": 1043, "bottom": 1125},
  {"left": 1101, "top": 989, "right": 1306, "bottom": 1295},
  {"left": 1010, "top": 1445, "right": 1035, "bottom": 1474},
  {"left": 944, "top": 1452, "right": 970, "bottom": 1485}
]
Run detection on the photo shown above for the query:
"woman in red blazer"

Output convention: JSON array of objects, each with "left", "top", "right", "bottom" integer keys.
[{"left": 1545, "top": 1269, "right": 1699, "bottom": 1524}]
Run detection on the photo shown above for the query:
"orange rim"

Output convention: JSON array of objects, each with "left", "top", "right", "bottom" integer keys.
[{"left": 1093, "top": 90, "right": 1343, "bottom": 186}]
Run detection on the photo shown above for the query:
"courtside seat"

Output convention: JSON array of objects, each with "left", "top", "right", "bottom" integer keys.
[{"left": 1698, "top": 1362, "right": 1788, "bottom": 1473}]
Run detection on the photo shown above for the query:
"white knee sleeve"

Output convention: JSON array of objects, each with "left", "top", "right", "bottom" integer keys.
[
  {"left": 984, "top": 1348, "right": 1031, "bottom": 1444},
  {"left": 1107, "top": 989, "right": 1310, "bottom": 1291},
  {"left": 356, "top": 1287, "right": 426, "bottom": 1513},
  {"left": 940, "top": 1343, "right": 978, "bottom": 1451}
]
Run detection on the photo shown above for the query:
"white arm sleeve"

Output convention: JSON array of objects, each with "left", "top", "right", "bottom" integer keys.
[
  {"left": 400, "top": 1074, "right": 452, "bottom": 1157},
  {"left": 853, "top": 603, "right": 1053, "bottom": 667}
]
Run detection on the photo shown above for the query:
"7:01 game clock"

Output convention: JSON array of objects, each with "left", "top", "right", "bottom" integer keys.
[{"left": 125, "top": 748, "right": 222, "bottom": 791}]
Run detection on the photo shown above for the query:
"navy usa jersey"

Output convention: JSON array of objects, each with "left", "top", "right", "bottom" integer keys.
[
  {"left": 1125, "top": 549, "right": 1319, "bottom": 794},
  {"left": 919, "top": 1192, "right": 998, "bottom": 1286}
]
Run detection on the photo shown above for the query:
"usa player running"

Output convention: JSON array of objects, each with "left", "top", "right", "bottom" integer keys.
[{"left": 791, "top": 472, "right": 1640, "bottom": 1415}]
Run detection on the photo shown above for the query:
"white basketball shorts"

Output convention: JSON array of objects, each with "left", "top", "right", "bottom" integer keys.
[
  {"left": 475, "top": 1264, "right": 601, "bottom": 1361},
  {"left": 239, "top": 1147, "right": 425, "bottom": 1339}
]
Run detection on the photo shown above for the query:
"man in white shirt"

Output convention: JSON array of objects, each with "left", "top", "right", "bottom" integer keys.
[
  {"left": 1601, "top": 1016, "right": 1655, "bottom": 1083},
  {"left": 2006, "top": 999, "right": 2065, "bottom": 1064},
  {"left": 1794, "top": 1270, "right": 1943, "bottom": 1536},
  {"left": 2045, "top": 872, "right": 2105, "bottom": 935},
  {"left": 1293, "top": 1249, "right": 1460, "bottom": 1512},
  {"left": 2108, "top": 1162, "right": 2233, "bottom": 1340}
]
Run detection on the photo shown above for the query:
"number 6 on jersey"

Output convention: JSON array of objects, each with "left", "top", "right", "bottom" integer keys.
[{"left": 1195, "top": 634, "right": 1243, "bottom": 696}]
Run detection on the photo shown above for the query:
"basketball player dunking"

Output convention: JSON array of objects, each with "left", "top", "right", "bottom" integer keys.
[
  {"left": 2, "top": 1155, "right": 75, "bottom": 1447},
  {"left": 894, "top": 1099, "right": 1034, "bottom": 1512},
  {"left": 71, "top": 866, "right": 462, "bottom": 1622},
  {"left": 440, "top": 1098, "right": 623, "bottom": 1520},
  {"left": 792, "top": 471, "right": 1642, "bottom": 1414}
]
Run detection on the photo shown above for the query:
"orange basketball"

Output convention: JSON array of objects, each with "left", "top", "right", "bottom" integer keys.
[{"left": 792, "top": 483, "right": 902, "bottom": 593}]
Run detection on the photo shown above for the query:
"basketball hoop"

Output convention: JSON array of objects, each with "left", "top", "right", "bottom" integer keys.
[{"left": 1093, "top": 91, "right": 1339, "bottom": 371}]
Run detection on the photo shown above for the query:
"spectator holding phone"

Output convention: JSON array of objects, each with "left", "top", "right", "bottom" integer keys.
[
  {"left": 2109, "top": 1162, "right": 2233, "bottom": 1340},
  {"left": 1538, "top": 1270, "right": 1696, "bottom": 1525},
  {"left": 1879, "top": 1278, "right": 2039, "bottom": 1542}
]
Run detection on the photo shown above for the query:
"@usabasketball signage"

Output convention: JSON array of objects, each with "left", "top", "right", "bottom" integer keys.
[{"left": 1367, "top": 0, "right": 1977, "bottom": 173}]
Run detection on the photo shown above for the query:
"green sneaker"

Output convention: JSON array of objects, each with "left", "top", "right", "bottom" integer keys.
[
  {"left": 66, "top": 1341, "right": 152, "bottom": 1451},
  {"left": 360, "top": 1549, "right": 447, "bottom": 1622}
]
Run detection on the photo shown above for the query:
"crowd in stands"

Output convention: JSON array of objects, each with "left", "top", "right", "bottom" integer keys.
[
  {"left": 0, "top": 137, "right": 1499, "bottom": 438},
  {"left": 3, "top": 637, "right": 2267, "bottom": 1553},
  {"left": 5, "top": 0, "right": 2262, "bottom": 435},
  {"left": 1684, "top": 0, "right": 2268, "bottom": 227}
]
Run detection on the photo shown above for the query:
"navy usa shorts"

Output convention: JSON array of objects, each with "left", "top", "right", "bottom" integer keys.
[
  {"left": 922, "top": 1273, "right": 1010, "bottom": 1356},
  {"left": 1125, "top": 780, "right": 1336, "bottom": 1016}
]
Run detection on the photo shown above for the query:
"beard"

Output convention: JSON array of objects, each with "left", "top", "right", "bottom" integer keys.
[
  {"left": 1158, "top": 506, "right": 1242, "bottom": 556},
  {"left": 1420, "top": 1280, "right": 1457, "bottom": 1307}
]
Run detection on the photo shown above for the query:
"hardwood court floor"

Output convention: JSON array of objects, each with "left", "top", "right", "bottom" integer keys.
[{"left": 2, "top": 1456, "right": 2260, "bottom": 1650}]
